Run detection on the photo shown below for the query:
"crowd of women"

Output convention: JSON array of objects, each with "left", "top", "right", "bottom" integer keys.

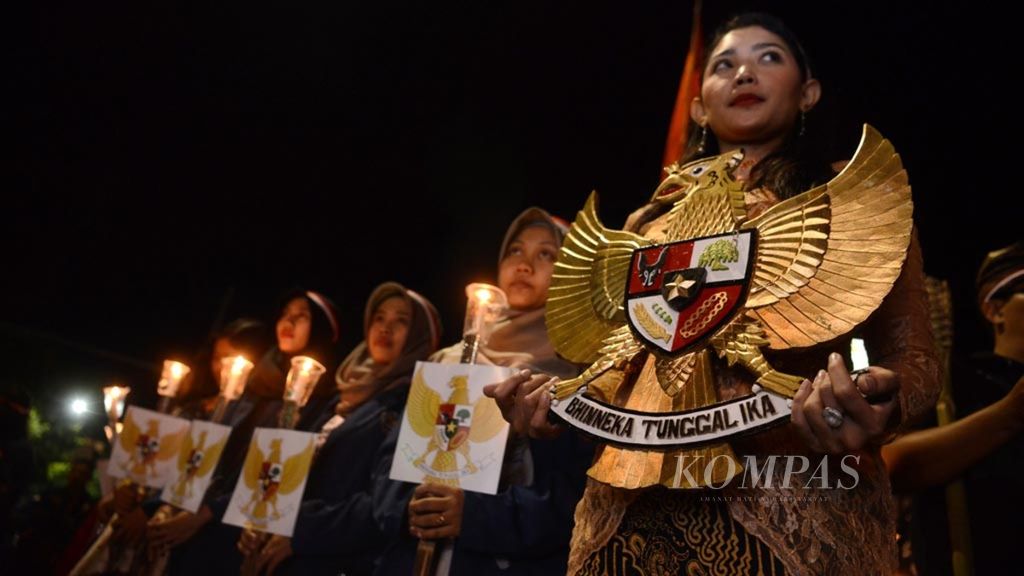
[{"left": 24, "top": 11, "right": 1022, "bottom": 576}]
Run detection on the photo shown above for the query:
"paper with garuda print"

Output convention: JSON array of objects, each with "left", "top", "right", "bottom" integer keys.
[
  {"left": 222, "top": 427, "right": 316, "bottom": 537},
  {"left": 389, "top": 362, "right": 513, "bottom": 495},
  {"left": 106, "top": 406, "right": 189, "bottom": 489},
  {"left": 160, "top": 419, "right": 231, "bottom": 512},
  {"left": 545, "top": 125, "right": 913, "bottom": 489}
]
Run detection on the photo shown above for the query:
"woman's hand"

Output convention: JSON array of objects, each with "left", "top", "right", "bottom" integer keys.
[
  {"left": 237, "top": 527, "right": 263, "bottom": 557},
  {"left": 147, "top": 507, "right": 210, "bottom": 558},
  {"left": 111, "top": 506, "right": 148, "bottom": 546},
  {"left": 407, "top": 483, "right": 465, "bottom": 540},
  {"left": 791, "top": 352, "right": 900, "bottom": 453},
  {"left": 483, "top": 369, "right": 562, "bottom": 438},
  {"left": 96, "top": 494, "right": 116, "bottom": 523},
  {"left": 111, "top": 483, "right": 138, "bottom": 516},
  {"left": 254, "top": 535, "right": 293, "bottom": 576}
]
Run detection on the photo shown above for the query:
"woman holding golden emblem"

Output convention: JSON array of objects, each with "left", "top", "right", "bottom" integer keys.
[{"left": 487, "top": 13, "right": 938, "bottom": 575}]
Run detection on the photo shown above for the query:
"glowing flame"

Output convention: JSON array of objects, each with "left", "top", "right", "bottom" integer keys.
[
  {"left": 104, "top": 386, "right": 126, "bottom": 400},
  {"left": 285, "top": 356, "right": 326, "bottom": 406},
  {"left": 103, "top": 385, "right": 130, "bottom": 417},
  {"left": 220, "top": 356, "right": 254, "bottom": 400},
  {"left": 170, "top": 361, "right": 186, "bottom": 379},
  {"left": 230, "top": 356, "right": 251, "bottom": 375},
  {"left": 475, "top": 287, "right": 493, "bottom": 303}
]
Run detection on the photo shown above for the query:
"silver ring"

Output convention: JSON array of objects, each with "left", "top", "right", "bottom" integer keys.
[{"left": 822, "top": 406, "right": 845, "bottom": 429}]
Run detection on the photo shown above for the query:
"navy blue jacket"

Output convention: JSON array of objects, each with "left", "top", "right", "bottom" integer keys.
[
  {"left": 280, "top": 385, "right": 408, "bottom": 575},
  {"left": 169, "top": 390, "right": 332, "bottom": 576},
  {"left": 374, "top": 430, "right": 594, "bottom": 575}
]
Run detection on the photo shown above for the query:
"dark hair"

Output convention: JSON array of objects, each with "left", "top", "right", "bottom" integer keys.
[
  {"left": 222, "top": 318, "right": 273, "bottom": 362},
  {"left": 680, "top": 12, "right": 832, "bottom": 199},
  {"left": 710, "top": 13, "right": 813, "bottom": 82},
  {"left": 253, "top": 289, "right": 341, "bottom": 406},
  {"left": 976, "top": 241, "right": 1024, "bottom": 310},
  {"left": 180, "top": 318, "right": 272, "bottom": 402},
  {"left": 274, "top": 288, "right": 339, "bottom": 368}
]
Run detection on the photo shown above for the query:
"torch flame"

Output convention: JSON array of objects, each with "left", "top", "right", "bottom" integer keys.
[
  {"left": 170, "top": 361, "right": 186, "bottom": 379},
  {"left": 103, "top": 385, "right": 130, "bottom": 418},
  {"left": 475, "top": 287, "right": 493, "bottom": 303},
  {"left": 230, "top": 356, "right": 250, "bottom": 375}
]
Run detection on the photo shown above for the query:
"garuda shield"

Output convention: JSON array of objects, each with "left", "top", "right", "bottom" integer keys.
[{"left": 546, "top": 125, "right": 913, "bottom": 489}]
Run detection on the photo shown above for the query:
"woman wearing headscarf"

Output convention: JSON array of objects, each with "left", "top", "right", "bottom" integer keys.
[
  {"left": 164, "top": 289, "right": 341, "bottom": 575},
  {"left": 375, "top": 208, "right": 595, "bottom": 575},
  {"left": 238, "top": 281, "right": 442, "bottom": 576}
]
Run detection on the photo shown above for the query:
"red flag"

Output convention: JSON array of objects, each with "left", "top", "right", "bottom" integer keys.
[{"left": 661, "top": 1, "right": 704, "bottom": 170}]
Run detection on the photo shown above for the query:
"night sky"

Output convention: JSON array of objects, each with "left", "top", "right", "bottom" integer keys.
[{"left": 7, "top": 1, "right": 1017, "bottom": 425}]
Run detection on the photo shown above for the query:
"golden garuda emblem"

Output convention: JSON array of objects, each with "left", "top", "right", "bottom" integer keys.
[
  {"left": 169, "top": 429, "right": 226, "bottom": 503},
  {"left": 407, "top": 369, "right": 505, "bottom": 487},
  {"left": 118, "top": 412, "right": 186, "bottom": 480},
  {"left": 239, "top": 437, "right": 314, "bottom": 524},
  {"left": 545, "top": 125, "right": 913, "bottom": 489}
]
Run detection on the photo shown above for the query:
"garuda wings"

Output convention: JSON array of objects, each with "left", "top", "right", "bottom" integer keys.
[
  {"left": 545, "top": 125, "right": 912, "bottom": 488},
  {"left": 407, "top": 367, "right": 505, "bottom": 486},
  {"left": 240, "top": 436, "right": 314, "bottom": 521},
  {"left": 119, "top": 411, "right": 186, "bottom": 479}
]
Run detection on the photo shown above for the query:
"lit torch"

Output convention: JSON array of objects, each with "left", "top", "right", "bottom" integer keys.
[
  {"left": 210, "top": 355, "right": 255, "bottom": 423},
  {"left": 156, "top": 360, "right": 191, "bottom": 413},
  {"left": 459, "top": 283, "right": 509, "bottom": 364},
  {"left": 279, "top": 355, "right": 326, "bottom": 428},
  {"left": 417, "top": 282, "right": 508, "bottom": 575},
  {"left": 102, "top": 385, "right": 130, "bottom": 443}
]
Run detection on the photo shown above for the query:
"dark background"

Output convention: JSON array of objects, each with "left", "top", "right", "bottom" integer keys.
[{"left": 6, "top": 1, "right": 1018, "bottom": 426}]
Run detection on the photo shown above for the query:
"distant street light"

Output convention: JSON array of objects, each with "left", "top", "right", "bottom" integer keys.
[{"left": 70, "top": 398, "right": 88, "bottom": 416}]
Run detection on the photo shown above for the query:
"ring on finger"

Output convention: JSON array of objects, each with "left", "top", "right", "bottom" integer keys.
[{"left": 822, "top": 406, "right": 845, "bottom": 429}]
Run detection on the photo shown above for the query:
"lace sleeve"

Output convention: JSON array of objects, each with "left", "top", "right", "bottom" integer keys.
[{"left": 862, "top": 228, "right": 941, "bottom": 433}]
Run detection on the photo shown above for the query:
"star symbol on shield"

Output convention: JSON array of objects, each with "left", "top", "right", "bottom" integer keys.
[
  {"left": 661, "top": 268, "right": 707, "bottom": 311},
  {"left": 664, "top": 273, "right": 697, "bottom": 303}
]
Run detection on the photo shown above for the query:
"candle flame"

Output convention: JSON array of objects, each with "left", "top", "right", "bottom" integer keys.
[
  {"left": 103, "top": 385, "right": 130, "bottom": 416},
  {"left": 475, "top": 287, "right": 493, "bottom": 303},
  {"left": 230, "top": 356, "right": 250, "bottom": 375},
  {"left": 170, "top": 361, "right": 185, "bottom": 379}
]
